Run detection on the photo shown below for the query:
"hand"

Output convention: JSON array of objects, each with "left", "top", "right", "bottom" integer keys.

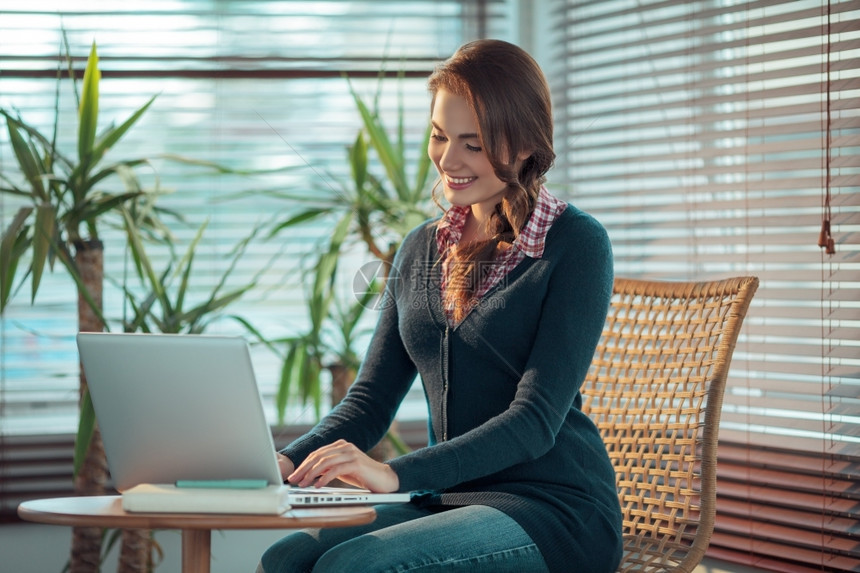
[
  {"left": 276, "top": 452, "right": 295, "bottom": 481},
  {"left": 287, "top": 439, "right": 400, "bottom": 493}
]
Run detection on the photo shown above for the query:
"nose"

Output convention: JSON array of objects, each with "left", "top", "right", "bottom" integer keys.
[{"left": 436, "top": 141, "right": 462, "bottom": 173}]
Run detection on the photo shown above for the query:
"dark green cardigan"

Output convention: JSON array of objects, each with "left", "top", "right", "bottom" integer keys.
[{"left": 282, "top": 205, "right": 623, "bottom": 573}]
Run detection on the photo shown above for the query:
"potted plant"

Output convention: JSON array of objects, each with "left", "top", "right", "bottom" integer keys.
[
  {"left": 0, "top": 40, "right": 181, "bottom": 572},
  {"left": 0, "top": 38, "right": 262, "bottom": 572},
  {"left": 259, "top": 75, "right": 434, "bottom": 458}
]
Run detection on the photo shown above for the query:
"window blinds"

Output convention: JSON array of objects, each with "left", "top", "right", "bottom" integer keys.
[
  {"left": 0, "top": 1, "right": 511, "bottom": 437},
  {"left": 550, "top": 0, "right": 859, "bottom": 571}
]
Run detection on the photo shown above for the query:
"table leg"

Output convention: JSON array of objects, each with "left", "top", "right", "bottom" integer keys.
[{"left": 181, "top": 529, "right": 211, "bottom": 573}]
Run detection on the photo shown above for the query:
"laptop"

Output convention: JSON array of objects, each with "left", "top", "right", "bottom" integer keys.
[{"left": 76, "top": 332, "right": 411, "bottom": 513}]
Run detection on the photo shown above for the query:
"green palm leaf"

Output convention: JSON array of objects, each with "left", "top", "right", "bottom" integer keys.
[
  {"left": 73, "top": 390, "right": 97, "bottom": 477},
  {"left": 30, "top": 204, "right": 56, "bottom": 301},
  {"left": 350, "top": 87, "right": 409, "bottom": 200},
  {"left": 172, "top": 220, "right": 208, "bottom": 316},
  {"left": 5, "top": 117, "right": 48, "bottom": 201},
  {"left": 90, "top": 94, "right": 157, "bottom": 163},
  {"left": 277, "top": 342, "right": 299, "bottom": 422},
  {"left": 77, "top": 42, "right": 100, "bottom": 172},
  {"left": 0, "top": 207, "right": 33, "bottom": 312}
]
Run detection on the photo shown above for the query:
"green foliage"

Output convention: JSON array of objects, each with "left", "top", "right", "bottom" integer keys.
[
  {"left": 1, "top": 39, "right": 263, "bottom": 485},
  {"left": 0, "top": 40, "right": 178, "bottom": 483},
  {"left": 116, "top": 210, "right": 262, "bottom": 335},
  {"left": 0, "top": 41, "right": 165, "bottom": 314},
  {"left": 73, "top": 388, "right": 97, "bottom": 477},
  {"left": 277, "top": 214, "right": 361, "bottom": 421},
  {"left": 261, "top": 75, "right": 435, "bottom": 423},
  {"left": 267, "top": 77, "right": 433, "bottom": 264}
]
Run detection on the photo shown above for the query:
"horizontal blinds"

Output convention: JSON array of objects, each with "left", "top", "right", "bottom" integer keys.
[
  {"left": 712, "top": 441, "right": 860, "bottom": 573},
  {"left": 551, "top": 0, "right": 859, "bottom": 571},
  {"left": 0, "top": 1, "right": 511, "bottom": 436},
  {"left": 0, "top": 419, "right": 433, "bottom": 520}
]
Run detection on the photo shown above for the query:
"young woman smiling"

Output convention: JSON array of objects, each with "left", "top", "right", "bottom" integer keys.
[{"left": 258, "top": 39, "right": 622, "bottom": 573}]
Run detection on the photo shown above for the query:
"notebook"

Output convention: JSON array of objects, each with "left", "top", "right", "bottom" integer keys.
[{"left": 76, "top": 332, "right": 411, "bottom": 514}]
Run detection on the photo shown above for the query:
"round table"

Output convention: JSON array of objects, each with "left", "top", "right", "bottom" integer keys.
[{"left": 18, "top": 495, "right": 376, "bottom": 573}]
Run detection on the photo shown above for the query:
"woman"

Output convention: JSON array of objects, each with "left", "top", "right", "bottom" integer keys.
[{"left": 259, "top": 39, "right": 622, "bottom": 573}]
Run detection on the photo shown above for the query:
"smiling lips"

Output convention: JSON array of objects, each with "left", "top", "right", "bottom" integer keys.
[{"left": 446, "top": 175, "right": 477, "bottom": 189}]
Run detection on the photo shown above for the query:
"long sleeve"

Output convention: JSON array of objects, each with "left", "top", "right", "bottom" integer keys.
[{"left": 280, "top": 228, "right": 421, "bottom": 466}]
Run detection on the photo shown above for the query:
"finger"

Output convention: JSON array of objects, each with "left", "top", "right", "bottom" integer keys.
[
  {"left": 287, "top": 441, "right": 356, "bottom": 485},
  {"left": 294, "top": 451, "right": 358, "bottom": 487},
  {"left": 287, "top": 449, "right": 329, "bottom": 484},
  {"left": 288, "top": 453, "right": 340, "bottom": 486},
  {"left": 302, "top": 446, "right": 371, "bottom": 488}
]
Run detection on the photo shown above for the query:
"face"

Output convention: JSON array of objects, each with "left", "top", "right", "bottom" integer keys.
[{"left": 428, "top": 89, "right": 508, "bottom": 217}]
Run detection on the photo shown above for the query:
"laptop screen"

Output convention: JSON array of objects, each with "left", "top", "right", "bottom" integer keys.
[{"left": 77, "top": 333, "right": 283, "bottom": 492}]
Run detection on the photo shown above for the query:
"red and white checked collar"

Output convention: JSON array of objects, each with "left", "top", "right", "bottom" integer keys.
[
  {"left": 436, "top": 186, "right": 567, "bottom": 259},
  {"left": 436, "top": 187, "right": 568, "bottom": 324}
]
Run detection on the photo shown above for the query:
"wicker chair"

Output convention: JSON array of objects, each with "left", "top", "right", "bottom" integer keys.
[{"left": 582, "top": 276, "right": 759, "bottom": 573}]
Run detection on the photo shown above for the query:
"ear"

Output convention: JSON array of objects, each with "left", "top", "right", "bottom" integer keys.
[{"left": 517, "top": 149, "right": 532, "bottom": 162}]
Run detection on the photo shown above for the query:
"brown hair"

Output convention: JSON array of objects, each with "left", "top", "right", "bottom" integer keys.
[{"left": 428, "top": 39, "right": 555, "bottom": 321}]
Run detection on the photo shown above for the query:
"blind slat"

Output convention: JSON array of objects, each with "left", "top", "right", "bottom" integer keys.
[{"left": 554, "top": 0, "right": 859, "bottom": 570}]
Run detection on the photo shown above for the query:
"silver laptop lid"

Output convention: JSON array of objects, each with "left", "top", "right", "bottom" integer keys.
[{"left": 77, "top": 332, "right": 282, "bottom": 492}]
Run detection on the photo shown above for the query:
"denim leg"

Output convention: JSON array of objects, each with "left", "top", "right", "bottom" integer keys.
[
  {"left": 260, "top": 504, "right": 548, "bottom": 573},
  {"left": 260, "top": 503, "right": 435, "bottom": 573}
]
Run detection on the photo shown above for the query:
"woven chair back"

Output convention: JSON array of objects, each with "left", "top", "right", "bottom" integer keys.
[{"left": 583, "top": 276, "right": 759, "bottom": 573}]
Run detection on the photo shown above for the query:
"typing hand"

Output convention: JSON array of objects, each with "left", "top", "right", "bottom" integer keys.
[{"left": 287, "top": 439, "right": 400, "bottom": 493}]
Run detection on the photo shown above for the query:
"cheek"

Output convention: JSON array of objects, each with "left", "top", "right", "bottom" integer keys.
[{"left": 428, "top": 144, "right": 442, "bottom": 169}]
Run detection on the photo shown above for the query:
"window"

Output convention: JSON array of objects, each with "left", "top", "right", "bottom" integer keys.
[
  {"left": 550, "top": 0, "right": 859, "bottom": 570},
  {"left": 0, "top": 1, "right": 512, "bottom": 516},
  {"left": 0, "top": 1, "right": 514, "bottom": 435}
]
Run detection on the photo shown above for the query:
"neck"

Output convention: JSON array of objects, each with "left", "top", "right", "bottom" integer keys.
[
  {"left": 459, "top": 211, "right": 484, "bottom": 244},
  {"left": 462, "top": 201, "right": 500, "bottom": 243},
  {"left": 471, "top": 201, "right": 499, "bottom": 233}
]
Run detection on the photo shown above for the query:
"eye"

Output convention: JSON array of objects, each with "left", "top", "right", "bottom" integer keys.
[
  {"left": 431, "top": 133, "right": 447, "bottom": 143},
  {"left": 465, "top": 143, "right": 482, "bottom": 153}
]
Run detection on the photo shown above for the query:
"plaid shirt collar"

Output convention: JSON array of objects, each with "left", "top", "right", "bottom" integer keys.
[{"left": 436, "top": 186, "right": 567, "bottom": 258}]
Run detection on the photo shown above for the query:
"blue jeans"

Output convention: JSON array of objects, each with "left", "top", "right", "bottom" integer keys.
[{"left": 258, "top": 503, "right": 549, "bottom": 573}]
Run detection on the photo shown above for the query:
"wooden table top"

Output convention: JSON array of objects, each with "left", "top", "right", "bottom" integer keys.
[{"left": 18, "top": 495, "right": 377, "bottom": 531}]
